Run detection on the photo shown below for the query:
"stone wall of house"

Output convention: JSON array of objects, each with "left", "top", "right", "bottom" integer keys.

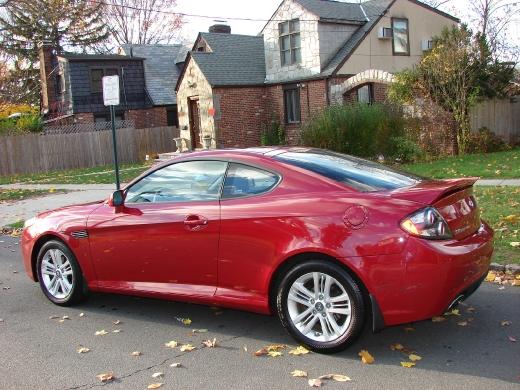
[
  {"left": 262, "top": 0, "right": 321, "bottom": 83},
  {"left": 176, "top": 58, "right": 216, "bottom": 149},
  {"left": 213, "top": 87, "right": 270, "bottom": 148}
]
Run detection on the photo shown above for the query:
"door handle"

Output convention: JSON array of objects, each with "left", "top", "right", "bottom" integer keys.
[{"left": 184, "top": 215, "right": 208, "bottom": 230}]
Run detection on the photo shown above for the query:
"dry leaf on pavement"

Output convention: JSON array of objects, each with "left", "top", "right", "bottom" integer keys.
[
  {"left": 289, "top": 346, "right": 310, "bottom": 355},
  {"left": 268, "top": 351, "right": 283, "bottom": 357},
  {"left": 508, "top": 336, "right": 517, "bottom": 342},
  {"left": 432, "top": 316, "right": 446, "bottom": 322},
  {"left": 95, "top": 330, "right": 108, "bottom": 336},
  {"left": 180, "top": 344, "right": 195, "bottom": 352},
  {"left": 79, "top": 313, "right": 85, "bottom": 317},
  {"left": 408, "top": 354, "right": 422, "bottom": 362},
  {"left": 113, "top": 320, "right": 122, "bottom": 325},
  {"left": 131, "top": 351, "right": 141, "bottom": 357},
  {"left": 202, "top": 338, "right": 217, "bottom": 348},
  {"left": 96, "top": 372, "right": 114, "bottom": 382},
  {"left": 318, "top": 374, "right": 351, "bottom": 382},
  {"left": 401, "top": 362, "right": 416, "bottom": 368},
  {"left": 390, "top": 343, "right": 404, "bottom": 351},
  {"left": 501, "top": 320, "right": 512, "bottom": 326},
  {"left": 457, "top": 320, "right": 468, "bottom": 327},
  {"left": 403, "top": 326, "right": 415, "bottom": 332},
  {"left": 192, "top": 329, "right": 208, "bottom": 333},
  {"left": 358, "top": 350, "right": 375, "bottom": 364},
  {"left": 308, "top": 378, "right": 322, "bottom": 387},
  {"left": 164, "top": 341, "right": 178, "bottom": 348},
  {"left": 267, "top": 344, "right": 287, "bottom": 352},
  {"left": 170, "top": 362, "right": 182, "bottom": 368},
  {"left": 77, "top": 347, "right": 90, "bottom": 354},
  {"left": 291, "top": 370, "right": 308, "bottom": 377},
  {"left": 254, "top": 348, "right": 268, "bottom": 356},
  {"left": 112, "top": 329, "right": 122, "bottom": 333},
  {"left": 147, "top": 383, "right": 163, "bottom": 389},
  {"left": 151, "top": 372, "right": 163, "bottom": 378}
]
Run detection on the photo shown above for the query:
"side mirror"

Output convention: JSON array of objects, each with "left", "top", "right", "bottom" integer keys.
[{"left": 109, "top": 190, "right": 125, "bottom": 207}]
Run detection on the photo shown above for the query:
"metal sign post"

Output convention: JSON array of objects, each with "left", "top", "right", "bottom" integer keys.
[{"left": 102, "top": 75, "right": 121, "bottom": 190}]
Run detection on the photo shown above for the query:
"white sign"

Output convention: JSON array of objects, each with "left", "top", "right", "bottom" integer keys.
[{"left": 102, "top": 75, "right": 120, "bottom": 106}]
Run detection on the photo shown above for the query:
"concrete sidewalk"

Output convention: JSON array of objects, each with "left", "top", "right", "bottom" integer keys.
[{"left": 1, "top": 179, "right": 519, "bottom": 226}]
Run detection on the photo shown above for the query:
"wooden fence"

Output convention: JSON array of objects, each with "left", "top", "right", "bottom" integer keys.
[
  {"left": 0, "top": 126, "right": 178, "bottom": 176},
  {"left": 470, "top": 96, "right": 520, "bottom": 142}
]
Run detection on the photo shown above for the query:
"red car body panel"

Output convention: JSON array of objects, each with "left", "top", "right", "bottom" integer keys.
[{"left": 21, "top": 149, "right": 493, "bottom": 328}]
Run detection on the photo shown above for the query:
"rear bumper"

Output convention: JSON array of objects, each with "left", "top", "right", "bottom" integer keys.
[{"left": 377, "top": 221, "right": 493, "bottom": 326}]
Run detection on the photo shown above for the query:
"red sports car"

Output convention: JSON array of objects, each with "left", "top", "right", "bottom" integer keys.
[{"left": 21, "top": 148, "right": 493, "bottom": 352}]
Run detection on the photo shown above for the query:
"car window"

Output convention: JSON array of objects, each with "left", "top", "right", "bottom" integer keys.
[
  {"left": 274, "top": 150, "right": 421, "bottom": 192},
  {"left": 125, "top": 160, "right": 228, "bottom": 203},
  {"left": 222, "top": 163, "right": 279, "bottom": 199}
]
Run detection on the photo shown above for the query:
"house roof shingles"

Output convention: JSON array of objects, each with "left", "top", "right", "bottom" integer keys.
[
  {"left": 294, "top": 0, "right": 367, "bottom": 22},
  {"left": 190, "top": 33, "right": 266, "bottom": 87},
  {"left": 121, "top": 44, "right": 189, "bottom": 106},
  {"left": 60, "top": 53, "right": 144, "bottom": 61}
]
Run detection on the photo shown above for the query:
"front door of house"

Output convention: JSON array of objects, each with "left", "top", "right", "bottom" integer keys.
[{"left": 188, "top": 98, "right": 202, "bottom": 150}]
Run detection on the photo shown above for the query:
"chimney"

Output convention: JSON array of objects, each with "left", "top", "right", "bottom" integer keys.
[
  {"left": 209, "top": 24, "right": 231, "bottom": 34},
  {"left": 38, "top": 41, "right": 58, "bottom": 113}
]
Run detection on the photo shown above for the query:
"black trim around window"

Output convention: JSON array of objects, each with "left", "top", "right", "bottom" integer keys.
[
  {"left": 283, "top": 85, "right": 301, "bottom": 124},
  {"left": 391, "top": 18, "right": 410, "bottom": 56}
]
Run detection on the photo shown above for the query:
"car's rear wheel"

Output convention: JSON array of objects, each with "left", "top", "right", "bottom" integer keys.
[
  {"left": 36, "top": 240, "right": 86, "bottom": 306},
  {"left": 276, "top": 260, "right": 365, "bottom": 353}
]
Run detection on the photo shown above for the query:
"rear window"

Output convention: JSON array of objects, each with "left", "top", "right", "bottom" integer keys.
[{"left": 274, "top": 150, "right": 421, "bottom": 192}]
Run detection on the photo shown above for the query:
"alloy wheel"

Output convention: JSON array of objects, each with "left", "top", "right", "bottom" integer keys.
[{"left": 40, "top": 248, "right": 74, "bottom": 300}]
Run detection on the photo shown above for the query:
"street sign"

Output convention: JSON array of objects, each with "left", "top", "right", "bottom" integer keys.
[{"left": 102, "top": 75, "right": 120, "bottom": 106}]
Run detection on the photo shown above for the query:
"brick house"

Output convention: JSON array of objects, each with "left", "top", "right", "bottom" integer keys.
[
  {"left": 39, "top": 43, "right": 188, "bottom": 128},
  {"left": 175, "top": 0, "right": 458, "bottom": 148}
]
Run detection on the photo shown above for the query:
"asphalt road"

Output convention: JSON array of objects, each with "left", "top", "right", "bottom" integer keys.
[{"left": 0, "top": 235, "right": 518, "bottom": 390}]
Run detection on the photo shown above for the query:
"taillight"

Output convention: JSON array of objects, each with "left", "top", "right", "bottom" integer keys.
[{"left": 400, "top": 207, "right": 453, "bottom": 240}]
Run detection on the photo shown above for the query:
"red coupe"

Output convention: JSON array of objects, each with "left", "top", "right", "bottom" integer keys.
[{"left": 21, "top": 148, "right": 493, "bottom": 352}]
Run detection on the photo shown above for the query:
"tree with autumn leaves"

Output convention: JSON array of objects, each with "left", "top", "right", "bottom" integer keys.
[{"left": 388, "top": 25, "right": 515, "bottom": 154}]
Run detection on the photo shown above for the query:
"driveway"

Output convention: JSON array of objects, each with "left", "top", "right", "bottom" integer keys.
[{"left": 0, "top": 235, "right": 518, "bottom": 389}]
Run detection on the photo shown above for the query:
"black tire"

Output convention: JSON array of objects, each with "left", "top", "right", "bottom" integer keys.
[
  {"left": 276, "top": 260, "right": 365, "bottom": 353},
  {"left": 36, "top": 240, "right": 87, "bottom": 306}
]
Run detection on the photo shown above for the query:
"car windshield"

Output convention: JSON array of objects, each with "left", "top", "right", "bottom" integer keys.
[{"left": 274, "top": 149, "right": 422, "bottom": 192}]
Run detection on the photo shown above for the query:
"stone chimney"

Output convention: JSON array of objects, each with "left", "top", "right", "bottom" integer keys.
[
  {"left": 209, "top": 24, "right": 231, "bottom": 34},
  {"left": 38, "top": 41, "right": 58, "bottom": 113}
]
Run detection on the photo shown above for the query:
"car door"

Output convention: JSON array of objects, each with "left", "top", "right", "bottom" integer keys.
[{"left": 87, "top": 160, "right": 228, "bottom": 298}]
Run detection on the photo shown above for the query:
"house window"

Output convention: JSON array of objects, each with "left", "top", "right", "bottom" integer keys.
[
  {"left": 357, "top": 84, "right": 373, "bottom": 104},
  {"left": 283, "top": 85, "right": 300, "bottom": 124},
  {"left": 392, "top": 18, "right": 409, "bottom": 55},
  {"left": 279, "top": 19, "right": 301, "bottom": 66},
  {"left": 90, "top": 68, "right": 119, "bottom": 94}
]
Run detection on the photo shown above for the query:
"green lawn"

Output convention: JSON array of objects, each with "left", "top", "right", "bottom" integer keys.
[
  {"left": 0, "top": 188, "right": 66, "bottom": 202},
  {"left": 401, "top": 148, "right": 520, "bottom": 179},
  {"left": 0, "top": 162, "right": 152, "bottom": 185},
  {"left": 474, "top": 186, "right": 520, "bottom": 265}
]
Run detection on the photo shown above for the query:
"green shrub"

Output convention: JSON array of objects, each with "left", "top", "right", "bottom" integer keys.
[
  {"left": 466, "top": 127, "right": 509, "bottom": 153},
  {"left": 0, "top": 114, "right": 43, "bottom": 136},
  {"left": 299, "top": 103, "right": 419, "bottom": 160},
  {"left": 261, "top": 117, "right": 285, "bottom": 146},
  {"left": 390, "top": 136, "right": 424, "bottom": 163}
]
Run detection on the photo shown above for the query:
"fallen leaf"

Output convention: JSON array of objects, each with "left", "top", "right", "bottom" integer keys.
[
  {"left": 267, "top": 351, "right": 283, "bottom": 357},
  {"left": 308, "top": 378, "right": 322, "bottom": 387},
  {"left": 202, "top": 338, "right": 217, "bottom": 348},
  {"left": 191, "top": 329, "right": 208, "bottom": 333},
  {"left": 96, "top": 372, "right": 114, "bottom": 382},
  {"left": 485, "top": 271, "right": 497, "bottom": 282},
  {"left": 131, "top": 351, "right": 141, "bottom": 357},
  {"left": 164, "top": 340, "right": 178, "bottom": 348},
  {"left": 390, "top": 343, "right": 404, "bottom": 351},
  {"left": 358, "top": 350, "right": 375, "bottom": 364},
  {"left": 79, "top": 313, "right": 85, "bottom": 317},
  {"left": 77, "top": 347, "right": 90, "bottom": 354},
  {"left": 147, "top": 383, "right": 163, "bottom": 389},
  {"left": 49, "top": 316, "right": 60, "bottom": 320},
  {"left": 432, "top": 316, "right": 447, "bottom": 322},
  {"left": 254, "top": 348, "right": 268, "bottom": 356},
  {"left": 62, "top": 316, "right": 70, "bottom": 320},
  {"left": 508, "top": 336, "right": 517, "bottom": 342},
  {"left": 176, "top": 317, "right": 192, "bottom": 326},
  {"left": 291, "top": 370, "right": 308, "bottom": 377},
  {"left": 446, "top": 309, "right": 460, "bottom": 316},
  {"left": 400, "top": 362, "right": 416, "bottom": 368},
  {"left": 214, "top": 311, "right": 224, "bottom": 316},
  {"left": 112, "top": 329, "right": 122, "bottom": 333},
  {"left": 457, "top": 320, "right": 468, "bottom": 327},
  {"left": 501, "top": 320, "right": 512, "bottom": 326},
  {"left": 180, "top": 344, "right": 195, "bottom": 352},
  {"left": 113, "top": 320, "right": 121, "bottom": 325},
  {"left": 267, "top": 344, "right": 287, "bottom": 352},
  {"left": 404, "top": 327, "right": 415, "bottom": 332},
  {"left": 509, "top": 242, "right": 520, "bottom": 247},
  {"left": 243, "top": 346, "right": 248, "bottom": 352},
  {"left": 466, "top": 307, "right": 476, "bottom": 313},
  {"left": 170, "top": 362, "right": 182, "bottom": 368},
  {"left": 408, "top": 354, "right": 422, "bottom": 361},
  {"left": 319, "top": 374, "right": 351, "bottom": 382},
  {"left": 95, "top": 330, "right": 108, "bottom": 336},
  {"left": 289, "top": 346, "right": 310, "bottom": 355},
  {"left": 151, "top": 372, "right": 163, "bottom": 378}
]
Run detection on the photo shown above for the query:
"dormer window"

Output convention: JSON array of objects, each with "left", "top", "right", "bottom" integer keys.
[
  {"left": 279, "top": 19, "right": 301, "bottom": 66},
  {"left": 392, "top": 18, "right": 410, "bottom": 56}
]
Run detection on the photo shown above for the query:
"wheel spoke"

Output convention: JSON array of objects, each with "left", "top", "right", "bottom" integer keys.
[
  {"left": 62, "top": 262, "right": 73, "bottom": 276},
  {"left": 61, "top": 278, "right": 72, "bottom": 295},
  {"left": 329, "top": 293, "right": 349, "bottom": 303},
  {"left": 42, "top": 259, "right": 55, "bottom": 275},
  {"left": 288, "top": 291, "right": 312, "bottom": 307},
  {"left": 292, "top": 306, "right": 314, "bottom": 324},
  {"left": 313, "top": 273, "right": 320, "bottom": 297},
  {"left": 325, "top": 313, "right": 343, "bottom": 336},
  {"left": 318, "top": 315, "right": 331, "bottom": 341},
  {"left": 49, "top": 277, "right": 60, "bottom": 295},
  {"left": 329, "top": 307, "right": 350, "bottom": 315},
  {"left": 301, "top": 314, "right": 319, "bottom": 335},
  {"left": 292, "top": 282, "right": 314, "bottom": 301},
  {"left": 324, "top": 275, "right": 333, "bottom": 298}
]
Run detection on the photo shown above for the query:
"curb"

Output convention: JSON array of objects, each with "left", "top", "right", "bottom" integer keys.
[{"left": 490, "top": 262, "right": 520, "bottom": 275}]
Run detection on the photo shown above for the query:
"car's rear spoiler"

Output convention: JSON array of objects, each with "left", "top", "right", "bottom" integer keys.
[{"left": 389, "top": 177, "right": 479, "bottom": 205}]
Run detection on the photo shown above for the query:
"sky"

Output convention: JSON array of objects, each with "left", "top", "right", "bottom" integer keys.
[{"left": 175, "top": 0, "right": 520, "bottom": 56}]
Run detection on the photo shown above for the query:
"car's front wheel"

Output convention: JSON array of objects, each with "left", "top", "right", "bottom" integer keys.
[
  {"left": 276, "top": 260, "right": 365, "bottom": 353},
  {"left": 36, "top": 240, "right": 87, "bottom": 306}
]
